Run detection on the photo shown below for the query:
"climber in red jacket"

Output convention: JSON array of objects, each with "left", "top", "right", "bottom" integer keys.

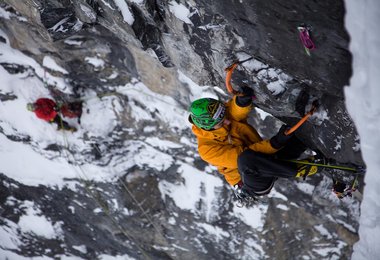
[{"left": 27, "top": 98, "right": 82, "bottom": 132}]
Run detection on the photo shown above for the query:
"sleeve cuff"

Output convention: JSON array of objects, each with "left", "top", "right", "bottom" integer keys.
[{"left": 235, "top": 95, "right": 252, "bottom": 107}]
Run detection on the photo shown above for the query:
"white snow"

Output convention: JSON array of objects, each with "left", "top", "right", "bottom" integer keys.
[
  {"left": 276, "top": 204, "right": 289, "bottom": 211},
  {"left": 178, "top": 70, "right": 218, "bottom": 101},
  {"left": 255, "top": 107, "right": 272, "bottom": 120},
  {"left": 296, "top": 182, "right": 315, "bottom": 195},
  {"left": 0, "top": 33, "right": 69, "bottom": 92},
  {"left": 80, "top": 3, "right": 96, "bottom": 21},
  {"left": 312, "top": 241, "right": 346, "bottom": 259},
  {"left": 72, "top": 245, "right": 87, "bottom": 254},
  {"left": 18, "top": 201, "right": 63, "bottom": 239},
  {"left": 64, "top": 39, "right": 83, "bottom": 46},
  {"left": 43, "top": 56, "right": 68, "bottom": 74},
  {"left": 238, "top": 55, "right": 292, "bottom": 96},
  {"left": 344, "top": 0, "right": 380, "bottom": 258},
  {"left": 113, "top": 0, "right": 134, "bottom": 25},
  {"left": 314, "top": 224, "right": 333, "bottom": 239},
  {"left": 85, "top": 56, "right": 105, "bottom": 69},
  {"left": 266, "top": 81, "right": 286, "bottom": 95},
  {"left": 0, "top": 1, "right": 379, "bottom": 257},
  {"left": 130, "top": 0, "right": 144, "bottom": 4},
  {"left": 144, "top": 137, "right": 183, "bottom": 151},
  {"left": 115, "top": 81, "right": 189, "bottom": 130},
  {"left": 98, "top": 254, "right": 136, "bottom": 260},
  {"left": 158, "top": 162, "right": 224, "bottom": 221},
  {"left": 197, "top": 222, "right": 230, "bottom": 242},
  {"left": 232, "top": 203, "right": 268, "bottom": 230},
  {"left": 169, "top": 1, "right": 194, "bottom": 25},
  {"left": 268, "top": 189, "right": 288, "bottom": 201},
  {"left": 0, "top": 219, "right": 24, "bottom": 250},
  {"left": 0, "top": 6, "right": 11, "bottom": 19}
]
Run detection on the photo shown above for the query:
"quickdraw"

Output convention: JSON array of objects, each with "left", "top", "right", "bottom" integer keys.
[{"left": 298, "top": 25, "right": 316, "bottom": 56}]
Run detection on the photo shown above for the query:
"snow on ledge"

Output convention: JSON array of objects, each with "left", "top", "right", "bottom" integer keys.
[{"left": 43, "top": 56, "right": 68, "bottom": 74}]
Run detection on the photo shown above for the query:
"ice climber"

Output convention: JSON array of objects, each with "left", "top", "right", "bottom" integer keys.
[
  {"left": 27, "top": 98, "right": 82, "bottom": 132},
  {"left": 188, "top": 86, "right": 318, "bottom": 206}
]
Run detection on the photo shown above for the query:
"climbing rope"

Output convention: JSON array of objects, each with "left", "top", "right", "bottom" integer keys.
[{"left": 57, "top": 117, "right": 153, "bottom": 260}]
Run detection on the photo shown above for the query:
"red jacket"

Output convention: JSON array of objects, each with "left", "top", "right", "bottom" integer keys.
[{"left": 34, "top": 98, "right": 57, "bottom": 121}]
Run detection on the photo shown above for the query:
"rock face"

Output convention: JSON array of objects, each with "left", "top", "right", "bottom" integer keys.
[{"left": 0, "top": 0, "right": 363, "bottom": 259}]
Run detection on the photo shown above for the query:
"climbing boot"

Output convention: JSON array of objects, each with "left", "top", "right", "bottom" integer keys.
[{"left": 295, "top": 161, "right": 318, "bottom": 179}]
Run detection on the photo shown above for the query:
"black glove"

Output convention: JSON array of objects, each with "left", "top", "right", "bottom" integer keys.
[
  {"left": 236, "top": 85, "right": 255, "bottom": 107},
  {"left": 270, "top": 124, "right": 293, "bottom": 149},
  {"left": 240, "top": 85, "right": 254, "bottom": 97}
]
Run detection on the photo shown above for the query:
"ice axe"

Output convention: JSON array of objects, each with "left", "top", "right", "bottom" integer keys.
[
  {"left": 225, "top": 58, "right": 318, "bottom": 135},
  {"left": 225, "top": 57, "right": 254, "bottom": 95},
  {"left": 285, "top": 100, "right": 319, "bottom": 135}
]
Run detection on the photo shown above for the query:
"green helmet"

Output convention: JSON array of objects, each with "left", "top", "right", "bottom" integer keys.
[{"left": 189, "top": 98, "right": 226, "bottom": 130}]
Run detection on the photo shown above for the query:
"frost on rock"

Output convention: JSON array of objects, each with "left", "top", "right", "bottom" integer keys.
[{"left": 0, "top": 0, "right": 366, "bottom": 259}]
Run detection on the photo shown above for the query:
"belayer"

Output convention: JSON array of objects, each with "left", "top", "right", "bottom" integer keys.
[
  {"left": 27, "top": 98, "right": 82, "bottom": 132},
  {"left": 188, "top": 87, "right": 319, "bottom": 206}
]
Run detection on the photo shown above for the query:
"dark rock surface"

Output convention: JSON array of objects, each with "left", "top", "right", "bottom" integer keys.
[{"left": 0, "top": 0, "right": 363, "bottom": 259}]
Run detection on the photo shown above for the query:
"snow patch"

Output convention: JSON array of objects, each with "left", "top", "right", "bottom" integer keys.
[
  {"left": 72, "top": 245, "right": 87, "bottom": 254},
  {"left": 145, "top": 137, "right": 183, "bottom": 151},
  {"left": 85, "top": 56, "right": 105, "bottom": 69},
  {"left": 80, "top": 4, "right": 96, "bottom": 21},
  {"left": 169, "top": 1, "right": 194, "bottom": 25},
  {"left": 255, "top": 107, "right": 272, "bottom": 120},
  {"left": 43, "top": 56, "right": 68, "bottom": 74},
  {"left": 18, "top": 201, "right": 63, "bottom": 239},
  {"left": 197, "top": 223, "right": 230, "bottom": 242},
  {"left": 158, "top": 162, "right": 223, "bottom": 221},
  {"left": 276, "top": 204, "right": 289, "bottom": 211},
  {"left": 314, "top": 224, "right": 333, "bottom": 239},
  {"left": 178, "top": 70, "right": 218, "bottom": 101},
  {"left": 0, "top": 6, "right": 11, "bottom": 19},
  {"left": 296, "top": 182, "right": 315, "bottom": 195},
  {"left": 98, "top": 254, "right": 136, "bottom": 260},
  {"left": 232, "top": 203, "right": 268, "bottom": 230},
  {"left": 113, "top": 0, "right": 134, "bottom": 25},
  {"left": 64, "top": 39, "right": 83, "bottom": 46},
  {"left": 0, "top": 219, "right": 24, "bottom": 250}
]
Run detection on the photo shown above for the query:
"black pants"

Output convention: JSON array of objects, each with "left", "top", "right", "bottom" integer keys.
[{"left": 238, "top": 137, "right": 307, "bottom": 196}]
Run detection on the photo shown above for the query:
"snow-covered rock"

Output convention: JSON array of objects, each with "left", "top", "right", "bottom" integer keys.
[{"left": 0, "top": 0, "right": 368, "bottom": 259}]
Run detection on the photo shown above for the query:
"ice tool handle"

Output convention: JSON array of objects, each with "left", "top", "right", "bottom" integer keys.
[
  {"left": 225, "top": 57, "right": 254, "bottom": 95},
  {"left": 285, "top": 102, "right": 318, "bottom": 136}
]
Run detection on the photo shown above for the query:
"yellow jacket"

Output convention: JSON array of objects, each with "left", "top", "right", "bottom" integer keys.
[{"left": 191, "top": 96, "right": 278, "bottom": 186}]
